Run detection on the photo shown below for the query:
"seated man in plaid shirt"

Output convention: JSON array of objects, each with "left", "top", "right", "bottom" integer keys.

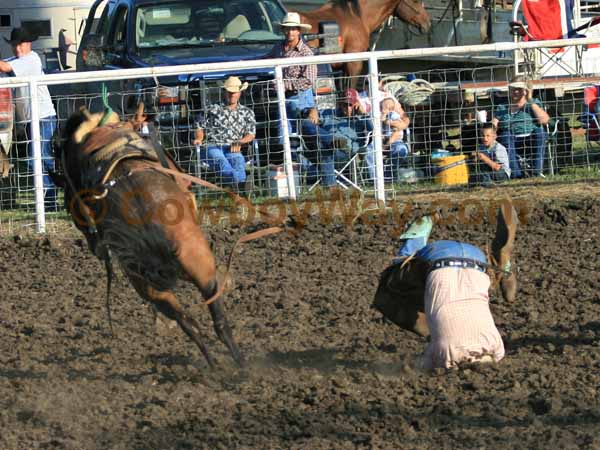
[{"left": 194, "top": 76, "right": 256, "bottom": 192}]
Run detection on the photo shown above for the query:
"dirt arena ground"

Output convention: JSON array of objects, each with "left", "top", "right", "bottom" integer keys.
[{"left": 1, "top": 182, "right": 599, "bottom": 450}]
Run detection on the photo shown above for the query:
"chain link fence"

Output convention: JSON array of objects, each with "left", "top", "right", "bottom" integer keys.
[{"left": 1, "top": 41, "right": 600, "bottom": 234}]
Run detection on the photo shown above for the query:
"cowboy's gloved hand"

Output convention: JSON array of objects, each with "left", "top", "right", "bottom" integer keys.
[{"left": 307, "top": 108, "right": 319, "bottom": 125}]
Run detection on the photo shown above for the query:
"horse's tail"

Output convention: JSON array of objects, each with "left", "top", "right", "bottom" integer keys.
[
  {"left": 104, "top": 221, "right": 180, "bottom": 292},
  {"left": 102, "top": 178, "right": 181, "bottom": 292}
]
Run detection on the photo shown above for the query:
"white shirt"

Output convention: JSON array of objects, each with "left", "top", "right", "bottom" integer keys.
[{"left": 6, "top": 51, "right": 56, "bottom": 120}]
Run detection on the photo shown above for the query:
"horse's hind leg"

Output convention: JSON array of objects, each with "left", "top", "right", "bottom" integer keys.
[
  {"left": 129, "top": 277, "right": 216, "bottom": 368},
  {"left": 177, "top": 234, "right": 244, "bottom": 367}
]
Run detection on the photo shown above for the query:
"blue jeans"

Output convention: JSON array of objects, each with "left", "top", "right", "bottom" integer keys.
[
  {"left": 279, "top": 88, "right": 316, "bottom": 138},
  {"left": 278, "top": 89, "right": 316, "bottom": 168},
  {"left": 365, "top": 141, "right": 410, "bottom": 182},
  {"left": 470, "top": 169, "right": 509, "bottom": 186},
  {"left": 200, "top": 144, "right": 246, "bottom": 186},
  {"left": 302, "top": 119, "right": 350, "bottom": 187},
  {"left": 27, "top": 116, "right": 57, "bottom": 205},
  {"left": 397, "top": 239, "right": 487, "bottom": 263},
  {"left": 305, "top": 148, "right": 349, "bottom": 187},
  {"left": 498, "top": 127, "right": 547, "bottom": 178}
]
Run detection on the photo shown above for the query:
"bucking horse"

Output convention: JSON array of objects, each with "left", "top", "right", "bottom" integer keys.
[{"left": 55, "top": 106, "right": 244, "bottom": 368}]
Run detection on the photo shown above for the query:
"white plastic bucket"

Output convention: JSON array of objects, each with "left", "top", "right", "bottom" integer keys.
[{"left": 267, "top": 164, "right": 301, "bottom": 198}]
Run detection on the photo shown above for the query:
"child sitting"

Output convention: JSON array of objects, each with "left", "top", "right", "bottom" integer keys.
[{"left": 470, "top": 122, "right": 511, "bottom": 185}]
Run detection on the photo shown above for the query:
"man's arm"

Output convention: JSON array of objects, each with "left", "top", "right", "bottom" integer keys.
[
  {"left": 526, "top": 92, "right": 550, "bottom": 125},
  {"left": 193, "top": 127, "right": 204, "bottom": 145},
  {"left": 0, "top": 61, "right": 13, "bottom": 73}
]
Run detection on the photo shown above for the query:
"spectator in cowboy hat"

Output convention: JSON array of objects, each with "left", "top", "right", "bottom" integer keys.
[
  {"left": 266, "top": 12, "right": 319, "bottom": 167},
  {"left": 193, "top": 76, "right": 256, "bottom": 193},
  {"left": 0, "top": 27, "right": 58, "bottom": 211},
  {"left": 492, "top": 75, "right": 550, "bottom": 178}
]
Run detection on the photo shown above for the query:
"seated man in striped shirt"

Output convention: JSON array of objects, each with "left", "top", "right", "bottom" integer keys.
[{"left": 373, "top": 199, "right": 518, "bottom": 370}]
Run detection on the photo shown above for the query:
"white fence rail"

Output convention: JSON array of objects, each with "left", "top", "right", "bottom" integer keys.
[{"left": 2, "top": 37, "right": 600, "bottom": 233}]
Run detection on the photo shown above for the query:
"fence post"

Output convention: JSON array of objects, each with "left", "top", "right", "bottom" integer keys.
[
  {"left": 29, "top": 78, "right": 46, "bottom": 233},
  {"left": 367, "top": 56, "right": 385, "bottom": 205},
  {"left": 274, "top": 65, "right": 297, "bottom": 200}
]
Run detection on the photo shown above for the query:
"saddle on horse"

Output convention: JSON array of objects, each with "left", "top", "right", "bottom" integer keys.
[{"left": 73, "top": 111, "right": 173, "bottom": 191}]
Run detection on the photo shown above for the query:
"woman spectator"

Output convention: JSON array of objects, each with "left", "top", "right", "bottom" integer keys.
[{"left": 492, "top": 76, "right": 550, "bottom": 178}]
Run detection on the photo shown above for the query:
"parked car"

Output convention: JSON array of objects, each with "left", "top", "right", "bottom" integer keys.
[{"left": 75, "top": 0, "right": 338, "bottom": 166}]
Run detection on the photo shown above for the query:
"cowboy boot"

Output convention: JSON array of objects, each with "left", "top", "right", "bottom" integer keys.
[
  {"left": 492, "top": 198, "right": 518, "bottom": 302},
  {"left": 394, "top": 212, "right": 441, "bottom": 262},
  {"left": 400, "top": 212, "right": 440, "bottom": 241}
]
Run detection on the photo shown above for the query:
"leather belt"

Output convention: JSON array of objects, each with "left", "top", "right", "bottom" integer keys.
[
  {"left": 285, "top": 90, "right": 299, "bottom": 98},
  {"left": 429, "top": 258, "right": 487, "bottom": 273}
]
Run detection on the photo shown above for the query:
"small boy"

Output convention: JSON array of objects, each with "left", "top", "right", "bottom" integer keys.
[{"left": 470, "top": 122, "right": 511, "bottom": 185}]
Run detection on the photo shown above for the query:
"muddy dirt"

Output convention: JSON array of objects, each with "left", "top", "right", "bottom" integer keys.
[{"left": 1, "top": 184, "right": 600, "bottom": 450}]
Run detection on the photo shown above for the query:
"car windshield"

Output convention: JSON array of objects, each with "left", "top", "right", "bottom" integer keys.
[{"left": 135, "top": 0, "right": 286, "bottom": 49}]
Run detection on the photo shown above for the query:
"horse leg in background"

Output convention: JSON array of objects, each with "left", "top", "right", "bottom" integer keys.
[
  {"left": 344, "top": 60, "right": 364, "bottom": 91},
  {"left": 129, "top": 276, "right": 217, "bottom": 368},
  {"left": 177, "top": 232, "right": 245, "bottom": 367}
]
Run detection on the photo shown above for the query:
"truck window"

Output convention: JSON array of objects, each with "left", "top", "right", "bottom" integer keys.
[
  {"left": 95, "top": 1, "right": 114, "bottom": 38},
  {"left": 134, "top": 0, "right": 286, "bottom": 50},
  {"left": 21, "top": 20, "right": 52, "bottom": 39},
  {"left": 110, "top": 6, "right": 128, "bottom": 47},
  {"left": 0, "top": 14, "right": 11, "bottom": 28}
]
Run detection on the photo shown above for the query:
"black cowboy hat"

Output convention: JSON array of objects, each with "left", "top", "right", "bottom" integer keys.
[{"left": 4, "top": 27, "right": 37, "bottom": 46}]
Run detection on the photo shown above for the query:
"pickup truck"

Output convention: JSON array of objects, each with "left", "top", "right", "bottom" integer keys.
[{"left": 76, "top": 0, "right": 337, "bottom": 166}]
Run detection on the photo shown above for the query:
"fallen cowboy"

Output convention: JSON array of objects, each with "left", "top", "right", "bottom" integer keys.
[{"left": 372, "top": 198, "right": 518, "bottom": 370}]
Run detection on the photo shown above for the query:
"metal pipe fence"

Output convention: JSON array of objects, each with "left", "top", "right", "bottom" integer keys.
[{"left": 2, "top": 38, "right": 600, "bottom": 233}]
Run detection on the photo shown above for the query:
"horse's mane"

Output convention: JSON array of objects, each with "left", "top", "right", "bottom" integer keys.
[{"left": 328, "top": 0, "right": 361, "bottom": 15}]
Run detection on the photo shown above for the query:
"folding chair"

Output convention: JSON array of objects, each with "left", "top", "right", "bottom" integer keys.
[
  {"left": 578, "top": 85, "right": 600, "bottom": 142},
  {"left": 333, "top": 131, "right": 373, "bottom": 191},
  {"left": 510, "top": 0, "right": 586, "bottom": 77}
]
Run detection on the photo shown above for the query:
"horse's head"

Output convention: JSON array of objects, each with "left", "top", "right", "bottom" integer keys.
[{"left": 394, "top": 0, "right": 431, "bottom": 33}]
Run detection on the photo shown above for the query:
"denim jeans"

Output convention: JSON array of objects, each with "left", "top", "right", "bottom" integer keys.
[
  {"left": 277, "top": 89, "right": 316, "bottom": 168},
  {"left": 364, "top": 141, "right": 410, "bottom": 182},
  {"left": 397, "top": 239, "right": 487, "bottom": 264},
  {"left": 279, "top": 88, "right": 315, "bottom": 138},
  {"left": 497, "top": 127, "right": 547, "bottom": 178},
  {"left": 470, "top": 169, "right": 509, "bottom": 186},
  {"left": 305, "top": 148, "right": 349, "bottom": 187},
  {"left": 199, "top": 144, "right": 246, "bottom": 186},
  {"left": 302, "top": 119, "right": 351, "bottom": 187},
  {"left": 27, "top": 115, "right": 57, "bottom": 205}
]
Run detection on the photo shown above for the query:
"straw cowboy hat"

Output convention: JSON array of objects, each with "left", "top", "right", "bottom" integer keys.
[
  {"left": 508, "top": 76, "right": 530, "bottom": 90},
  {"left": 278, "top": 12, "right": 312, "bottom": 30},
  {"left": 223, "top": 76, "right": 248, "bottom": 93},
  {"left": 4, "top": 27, "right": 37, "bottom": 46}
]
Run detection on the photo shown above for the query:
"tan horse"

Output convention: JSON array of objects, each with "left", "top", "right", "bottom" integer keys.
[
  {"left": 293, "top": 0, "right": 431, "bottom": 82},
  {"left": 57, "top": 108, "right": 243, "bottom": 368}
]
